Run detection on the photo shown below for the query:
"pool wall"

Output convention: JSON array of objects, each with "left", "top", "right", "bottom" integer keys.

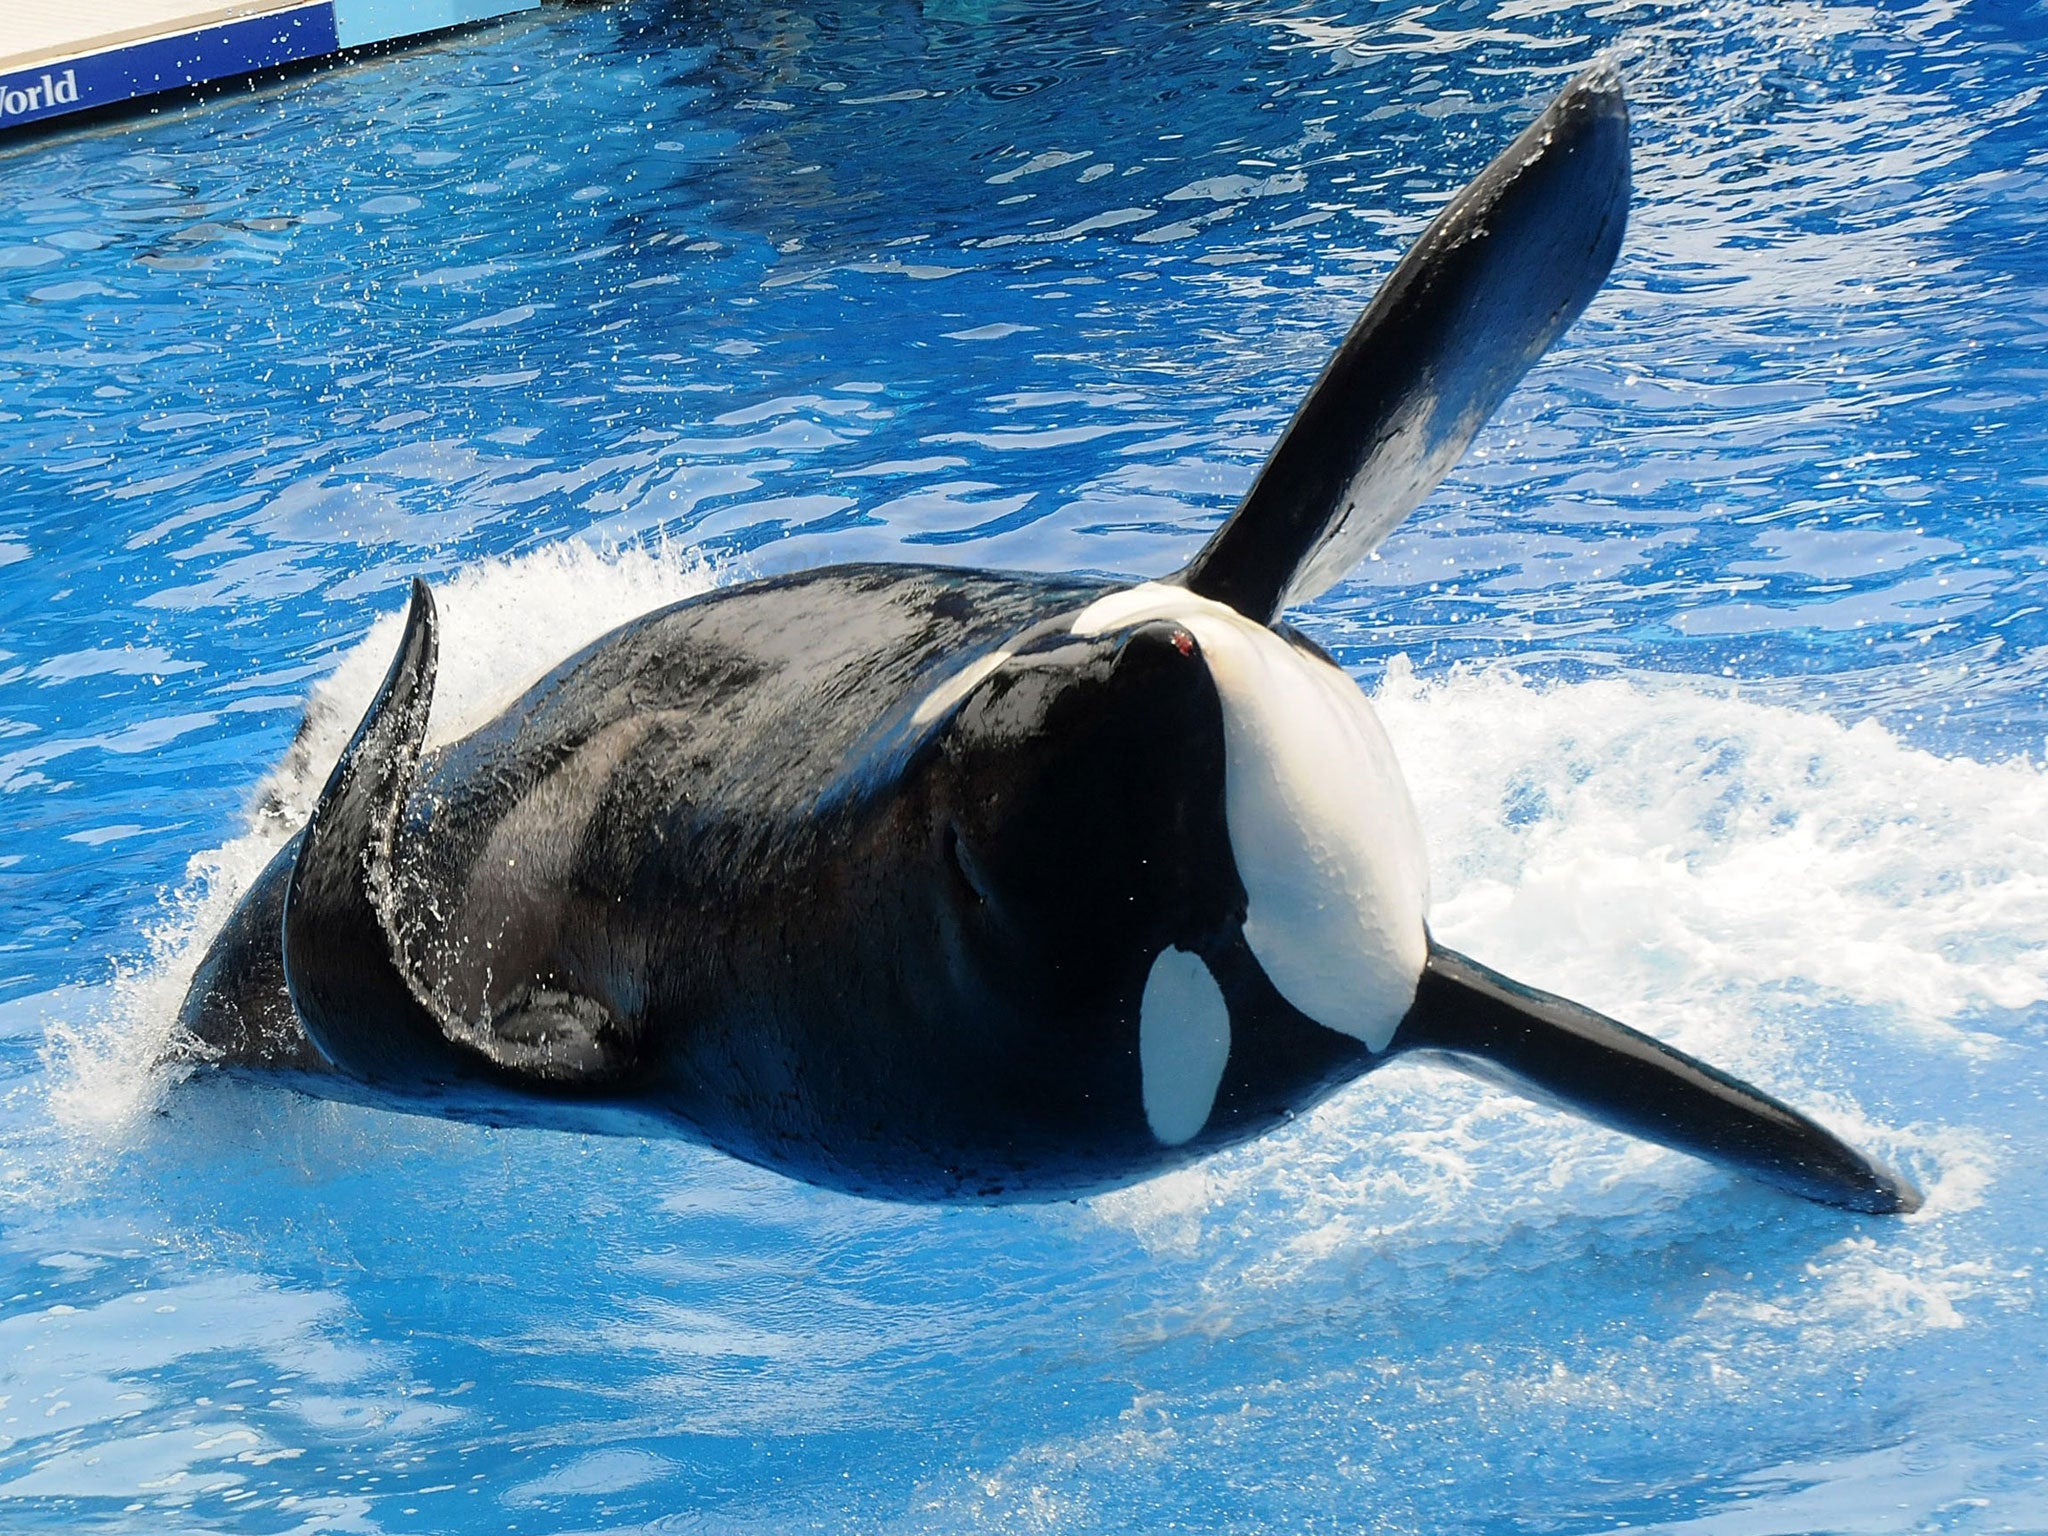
[{"left": 0, "top": 0, "right": 537, "bottom": 136}]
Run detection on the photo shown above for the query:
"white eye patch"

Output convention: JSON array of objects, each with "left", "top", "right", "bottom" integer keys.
[{"left": 1139, "top": 946, "right": 1232, "bottom": 1146}]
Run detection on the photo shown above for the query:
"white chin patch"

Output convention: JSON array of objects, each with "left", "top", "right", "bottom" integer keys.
[
  {"left": 1075, "top": 584, "right": 1429, "bottom": 1053},
  {"left": 1139, "top": 947, "right": 1231, "bottom": 1146}
]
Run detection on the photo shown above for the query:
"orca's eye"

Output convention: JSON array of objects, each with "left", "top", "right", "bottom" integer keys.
[
  {"left": 946, "top": 820, "right": 994, "bottom": 908},
  {"left": 1118, "top": 619, "right": 1202, "bottom": 668}
]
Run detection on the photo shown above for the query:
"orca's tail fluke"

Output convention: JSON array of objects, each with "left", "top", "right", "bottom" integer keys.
[
  {"left": 1179, "top": 63, "right": 1631, "bottom": 624},
  {"left": 283, "top": 578, "right": 471, "bottom": 1085},
  {"left": 1395, "top": 943, "right": 1922, "bottom": 1215}
]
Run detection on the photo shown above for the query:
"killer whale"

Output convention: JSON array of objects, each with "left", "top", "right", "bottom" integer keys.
[{"left": 178, "top": 67, "right": 1921, "bottom": 1215}]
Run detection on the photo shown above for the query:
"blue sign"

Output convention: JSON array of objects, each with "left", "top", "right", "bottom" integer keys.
[{"left": 0, "top": 4, "right": 341, "bottom": 133}]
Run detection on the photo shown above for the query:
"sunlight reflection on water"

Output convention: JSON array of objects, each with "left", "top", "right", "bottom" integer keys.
[{"left": 1, "top": 0, "right": 2046, "bottom": 1529}]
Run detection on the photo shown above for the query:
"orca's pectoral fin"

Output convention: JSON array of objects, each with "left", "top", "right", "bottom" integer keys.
[
  {"left": 283, "top": 579, "right": 471, "bottom": 1084},
  {"left": 1179, "top": 64, "right": 1631, "bottom": 624},
  {"left": 1397, "top": 944, "right": 1922, "bottom": 1214}
]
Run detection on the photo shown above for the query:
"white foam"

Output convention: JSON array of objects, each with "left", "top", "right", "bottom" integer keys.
[
  {"left": 1375, "top": 659, "right": 2048, "bottom": 1049},
  {"left": 45, "top": 538, "right": 722, "bottom": 1133},
  {"left": 1095, "top": 659, "right": 2048, "bottom": 1348}
]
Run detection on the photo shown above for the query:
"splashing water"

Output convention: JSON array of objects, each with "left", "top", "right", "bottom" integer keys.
[
  {"left": 2, "top": 0, "right": 2047, "bottom": 1530},
  {"left": 43, "top": 539, "right": 721, "bottom": 1132}
]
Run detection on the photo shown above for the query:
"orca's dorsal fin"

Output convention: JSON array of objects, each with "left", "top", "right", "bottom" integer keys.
[
  {"left": 1179, "top": 65, "right": 1631, "bottom": 624},
  {"left": 282, "top": 580, "right": 639, "bottom": 1091},
  {"left": 283, "top": 579, "right": 471, "bottom": 1083},
  {"left": 1398, "top": 944, "right": 1922, "bottom": 1214}
]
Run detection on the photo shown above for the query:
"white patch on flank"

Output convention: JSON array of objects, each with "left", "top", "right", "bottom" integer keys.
[
  {"left": 911, "top": 648, "right": 1013, "bottom": 726},
  {"left": 1140, "top": 947, "right": 1231, "bottom": 1145},
  {"left": 1075, "top": 583, "right": 1429, "bottom": 1051}
]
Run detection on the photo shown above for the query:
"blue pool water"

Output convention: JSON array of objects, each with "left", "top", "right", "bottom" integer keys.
[{"left": 3, "top": 0, "right": 2047, "bottom": 1529}]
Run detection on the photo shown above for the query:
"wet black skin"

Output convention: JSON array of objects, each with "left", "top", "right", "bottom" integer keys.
[
  {"left": 181, "top": 564, "right": 1920, "bottom": 1213},
  {"left": 184, "top": 565, "right": 1379, "bottom": 1198},
  {"left": 177, "top": 69, "right": 1922, "bottom": 1214}
]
